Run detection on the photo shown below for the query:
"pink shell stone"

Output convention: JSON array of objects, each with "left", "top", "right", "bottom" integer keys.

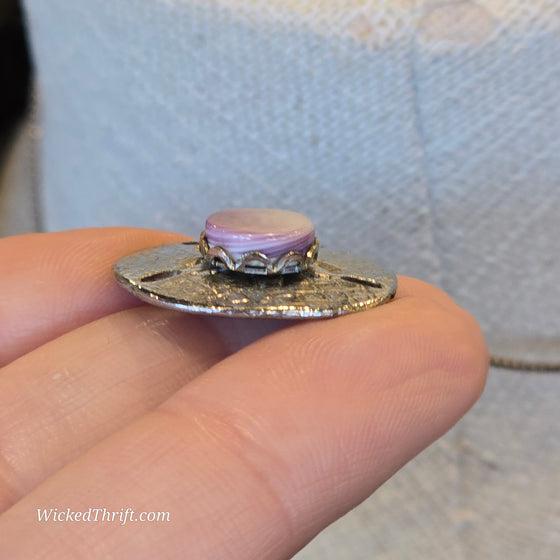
[{"left": 205, "top": 209, "right": 315, "bottom": 259}]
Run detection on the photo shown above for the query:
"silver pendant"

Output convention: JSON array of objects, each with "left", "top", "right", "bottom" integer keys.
[{"left": 113, "top": 210, "right": 397, "bottom": 319}]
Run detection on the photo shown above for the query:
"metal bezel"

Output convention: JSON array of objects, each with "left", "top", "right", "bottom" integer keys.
[{"left": 199, "top": 232, "right": 319, "bottom": 275}]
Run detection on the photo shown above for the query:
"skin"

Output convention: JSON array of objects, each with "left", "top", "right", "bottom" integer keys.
[{"left": 0, "top": 227, "right": 488, "bottom": 559}]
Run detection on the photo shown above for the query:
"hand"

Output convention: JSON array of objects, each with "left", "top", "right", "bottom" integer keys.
[{"left": 0, "top": 228, "right": 488, "bottom": 559}]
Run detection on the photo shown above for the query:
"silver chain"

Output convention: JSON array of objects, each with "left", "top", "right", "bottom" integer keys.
[{"left": 490, "top": 354, "right": 560, "bottom": 373}]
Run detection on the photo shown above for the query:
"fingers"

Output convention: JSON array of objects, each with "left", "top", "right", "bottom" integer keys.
[
  {"left": 0, "top": 282, "right": 488, "bottom": 559},
  {"left": 395, "top": 275, "right": 459, "bottom": 312},
  {"left": 0, "top": 306, "right": 229, "bottom": 511},
  {"left": 0, "top": 228, "right": 188, "bottom": 367}
]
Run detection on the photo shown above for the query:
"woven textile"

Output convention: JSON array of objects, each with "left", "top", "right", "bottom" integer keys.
[{"left": 21, "top": 1, "right": 560, "bottom": 558}]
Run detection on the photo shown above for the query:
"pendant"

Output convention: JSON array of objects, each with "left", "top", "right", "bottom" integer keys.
[{"left": 113, "top": 209, "right": 397, "bottom": 319}]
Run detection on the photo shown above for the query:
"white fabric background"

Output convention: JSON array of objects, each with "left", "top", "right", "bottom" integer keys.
[{"left": 19, "top": 1, "right": 560, "bottom": 558}]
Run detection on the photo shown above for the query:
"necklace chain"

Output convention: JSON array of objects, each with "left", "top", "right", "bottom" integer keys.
[{"left": 490, "top": 354, "right": 560, "bottom": 373}]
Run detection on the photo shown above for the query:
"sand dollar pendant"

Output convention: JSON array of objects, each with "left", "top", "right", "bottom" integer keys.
[{"left": 113, "top": 209, "right": 397, "bottom": 319}]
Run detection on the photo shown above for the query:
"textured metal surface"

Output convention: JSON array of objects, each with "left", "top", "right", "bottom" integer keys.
[{"left": 114, "top": 242, "right": 397, "bottom": 318}]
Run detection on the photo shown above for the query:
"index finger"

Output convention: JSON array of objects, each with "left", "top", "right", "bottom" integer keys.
[{"left": 0, "top": 228, "right": 187, "bottom": 366}]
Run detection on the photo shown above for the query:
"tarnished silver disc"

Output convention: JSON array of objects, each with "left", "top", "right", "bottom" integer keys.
[{"left": 114, "top": 242, "right": 397, "bottom": 319}]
